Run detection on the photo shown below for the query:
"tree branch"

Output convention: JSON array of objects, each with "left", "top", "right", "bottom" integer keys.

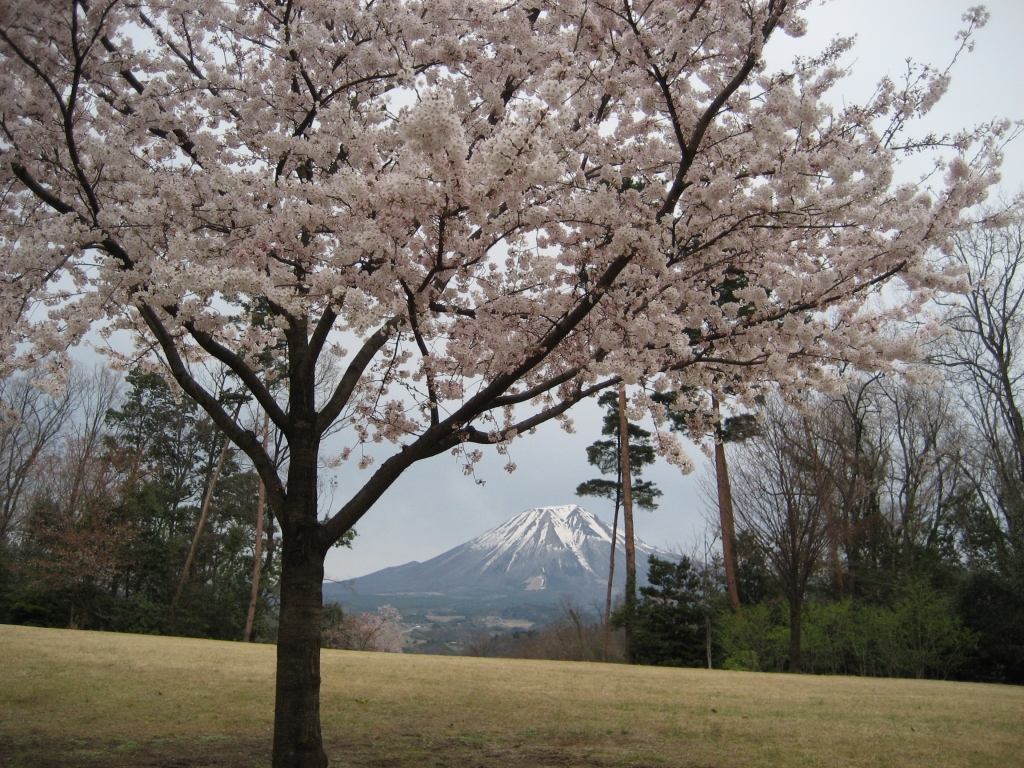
[
  {"left": 137, "top": 303, "right": 286, "bottom": 512},
  {"left": 182, "top": 321, "right": 289, "bottom": 433},
  {"left": 656, "top": 2, "right": 788, "bottom": 223},
  {"left": 490, "top": 367, "right": 585, "bottom": 408},
  {"left": 9, "top": 162, "right": 75, "bottom": 215},
  {"left": 316, "top": 375, "right": 620, "bottom": 549},
  {"left": 315, "top": 317, "right": 401, "bottom": 436}
]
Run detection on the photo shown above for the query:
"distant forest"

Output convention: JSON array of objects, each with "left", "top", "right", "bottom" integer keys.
[{"left": 0, "top": 367, "right": 279, "bottom": 641}]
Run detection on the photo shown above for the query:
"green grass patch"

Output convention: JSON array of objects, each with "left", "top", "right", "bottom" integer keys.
[{"left": 1, "top": 624, "right": 1022, "bottom": 767}]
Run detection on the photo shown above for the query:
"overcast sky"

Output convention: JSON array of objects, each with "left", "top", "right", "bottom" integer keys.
[{"left": 321, "top": 0, "right": 1024, "bottom": 582}]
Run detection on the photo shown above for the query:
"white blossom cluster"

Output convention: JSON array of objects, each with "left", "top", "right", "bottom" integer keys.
[{"left": 0, "top": 0, "right": 1008, "bottom": 536}]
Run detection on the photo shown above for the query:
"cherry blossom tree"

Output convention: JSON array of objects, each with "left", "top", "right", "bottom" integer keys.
[
  {"left": 322, "top": 604, "right": 403, "bottom": 653},
  {"left": 0, "top": 1, "right": 1006, "bottom": 765}
]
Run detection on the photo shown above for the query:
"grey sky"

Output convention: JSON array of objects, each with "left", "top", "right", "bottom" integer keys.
[{"left": 323, "top": 0, "right": 1024, "bottom": 583}]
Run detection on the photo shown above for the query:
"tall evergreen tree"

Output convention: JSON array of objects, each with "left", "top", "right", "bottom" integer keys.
[{"left": 577, "top": 389, "right": 661, "bottom": 660}]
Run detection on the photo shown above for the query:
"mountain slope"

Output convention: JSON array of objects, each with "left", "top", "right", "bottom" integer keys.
[{"left": 328, "top": 505, "right": 673, "bottom": 607}]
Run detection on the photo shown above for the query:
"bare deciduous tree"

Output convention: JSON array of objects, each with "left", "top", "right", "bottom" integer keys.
[
  {"left": 730, "top": 377, "right": 973, "bottom": 670},
  {"left": 937, "top": 220, "right": 1024, "bottom": 570},
  {"left": 21, "top": 366, "right": 129, "bottom": 629},
  {"left": 809, "top": 377, "right": 968, "bottom": 598},
  {"left": 0, "top": 370, "right": 77, "bottom": 546},
  {"left": 731, "top": 396, "right": 833, "bottom": 672}
]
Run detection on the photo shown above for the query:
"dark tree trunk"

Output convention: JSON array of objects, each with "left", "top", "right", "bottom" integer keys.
[
  {"left": 619, "top": 385, "right": 636, "bottom": 664},
  {"left": 705, "top": 612, "right": 713, "bottom": 670},
  {"left": 272, "top": 424, "right": 329, "bottom": 768},
  {"left": 272, "top": 523, "right": 328, "bottom": 768},
  {"left": 788, "top": 598, "right": 802, "bottom": 674},
  {"left": 714, "top": 438, "right": 741, "bottom": 608},
  {"left": 712, "top": 398, "right": 741, "bottom": 609},
  {"left": 602, "top": 481, "right": 620, "bottom": 662}
]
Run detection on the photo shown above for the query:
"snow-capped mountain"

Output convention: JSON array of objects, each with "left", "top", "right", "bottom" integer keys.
[{"left": 332, "top": 504, "right": 673, "bottom": 604}]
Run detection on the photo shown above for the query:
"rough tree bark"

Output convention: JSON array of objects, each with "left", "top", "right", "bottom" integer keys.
[
  {"left": 272, "top": 426, "right": 328, "bottom": 768},
  {"left": 273, "top": 530, "right": 329, "bottom": 768}
]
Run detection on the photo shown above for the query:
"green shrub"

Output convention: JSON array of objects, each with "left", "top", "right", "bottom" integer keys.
[{"left": 721, "top": 582, "right": 976, "bottom": 679}]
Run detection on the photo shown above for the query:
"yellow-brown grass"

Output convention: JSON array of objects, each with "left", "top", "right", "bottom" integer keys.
[{"left": 2, "top": 624, "right": 1021, "bottom": 767}]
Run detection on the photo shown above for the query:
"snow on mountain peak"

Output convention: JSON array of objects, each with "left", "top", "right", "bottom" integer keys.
[
  {"left": 462, "top": 503, "right": 663, "bottom": 581},
  {"left": 339, "top": 503, "right": 676, "bottom": 602},
  {"left": 537, "top": 504, "right": 586, "bottom": 520}
]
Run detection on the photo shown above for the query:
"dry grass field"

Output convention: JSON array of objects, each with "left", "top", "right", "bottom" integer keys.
[{"left": 1, "top": 624, "right": 1022, "bottom": 768}]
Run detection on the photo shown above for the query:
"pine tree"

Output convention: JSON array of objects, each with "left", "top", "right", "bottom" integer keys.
[
  {"left": 577, "top": 389, "right": 661, "bottom": 660},
  {"left": 628, "top": 555, "right": 707, "bottom": 668}
]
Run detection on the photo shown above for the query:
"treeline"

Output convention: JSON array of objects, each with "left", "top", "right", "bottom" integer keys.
[
  {"left": 474, "top": 516, "right": 1017, "bottom": 684},
  {"left": 469, "top": 377, "right": 1022, "bottom": 684},
  {"left": 714, "top": 224, "right": 1024, "bottom": 685},
  {"left": 720, "top": 374, "right": 1024, "bottom": 684},
  {"left": 0, "top": 367, "right": 279, "bottom": 641}
]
